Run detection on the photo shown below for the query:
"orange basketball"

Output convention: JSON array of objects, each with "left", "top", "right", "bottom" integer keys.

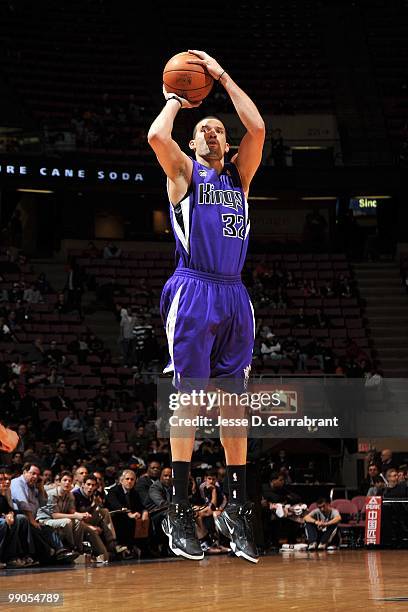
[{"left": 163, "top": 51, "right": 214, "bottom": 103}]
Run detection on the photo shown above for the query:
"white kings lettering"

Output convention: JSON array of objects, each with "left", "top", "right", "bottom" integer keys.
[
  {"left": 39, "top": 167, "right": 85, "bottom": 178},
  {"left": 97, "top": 171, "right": 143, "bottom": 181},
  {"left": 198, "top": 183, "right": 243, "bottom": 211}
]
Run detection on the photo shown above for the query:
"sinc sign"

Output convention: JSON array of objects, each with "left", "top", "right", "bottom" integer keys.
[{"left": 358, "top": 198, "right": 377, "bottom": 209}]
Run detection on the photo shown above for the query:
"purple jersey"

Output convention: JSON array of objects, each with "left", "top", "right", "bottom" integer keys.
[{"left": 169, "top": 160, "right": 249, "bottom": 276}]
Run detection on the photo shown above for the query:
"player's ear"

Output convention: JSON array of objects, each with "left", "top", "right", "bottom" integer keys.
[
  {"left": 225, "top": 142, "right": 230, "bottom": 153},
  {"left": 189, "top": 139, "right": 196, "bottom": 151}
]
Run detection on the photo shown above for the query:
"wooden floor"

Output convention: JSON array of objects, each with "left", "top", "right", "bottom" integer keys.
[{"left": 1, "top": 550, "right": 407, "bottom": 611}]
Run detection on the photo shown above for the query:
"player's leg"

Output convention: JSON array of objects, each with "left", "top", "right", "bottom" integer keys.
[
  {"left": 160, "top": 275, "right": 215, "bottom": 560},
  {"left": 212, "top": 284, "right": 258, "bottom": 563},
  {"left": 217, "top": 408, "right": 258, "bottom": 563}
]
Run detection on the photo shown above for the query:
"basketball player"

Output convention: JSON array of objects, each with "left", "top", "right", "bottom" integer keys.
[{"left": 148, "top": 49, "right": 265, "bottom": 563}]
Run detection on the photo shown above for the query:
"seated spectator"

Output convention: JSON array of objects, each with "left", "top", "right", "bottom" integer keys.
[
  {"left": 147, "top": 467, "right": 173, "bottom": 554},
  {"left": 148, "top": 467, "right": 172, "bottom": 511},
  {"left": 10, "top": 463, "right": 77, "bottom": 564},
  {"left": 15, "top": 423, "right": 36, "bottom": 454},
  {"left": 380, "top": 449, "right": 397, "bottom": 477},
  {"left": 23, "top": 283, "right": 42, "bottom": 304},
  {"left": 49, "top": 441, "right": 74, "bottom": 473},
  {"left": 261, "top": 471, "right": 302, "bottom": 548},
  {"left": 106, "top": 470, "right": 149, "bottom": 554},
  {"left": 93, "top": 443, "right": 120, "bottom": 470},
  {"left": 50, "top": 387, "right": 75, "bottom": 412},
  {"left": 291, "top": 308, "right": 309, "bottom": 329},
  {"left": 44, "top": 472, "right": 61, "bottom": 493},
  {"left": 37, "top": 471, "right": 90, "bottom": 553},
  {"left": 24, "top": 363, "right": 48, "bottom": 389},
  {"left": 383, "top": 468, "right": 408, "bottom": 498},
  {"left": 0, "top": 469, "right": 37, "bottom": 568},
  {"left": 36, "top": 273, "right": 53, "bottom": 295},
  {"left": 92, "top": 471, "right": 107, "bottom": 507},
  {"left": 360, "top": 463, "right": 384, "bottom": 495},
  {"left": 281, "top": 336, "right": 300, "bottom": 370},
  {"left": 62, "top": 409, "right": 84, "bottom": 443},
  {"left": 23, "top": 337, "right": 45, "bottom": 364},
  {"left": 85, "top": 416, "right": 113, "bottom": 451},
  {"left": 73, "top": 474, "right": 125, "bottom": 562},
  {"left": 42, "top": 469, "right": 54, "bottom": 490},
  {"left": 121, "top": 444, "right": 146, "bottom": 471},
  {"left": 304, "top": 497, "right": 341, "bottom": 551},
  {"left": 381, "top": 468, "right": 408, "bottom": 545},
  {"left": 261, "top": 333, "right": 282, "bottom": 362},
  {"left": 66, "top": 334, "right": 87, "bottom": 365},
  {"left": 128, "top": 425, "right": 151, "bottom": 455},
  {"left": 72, "top": 465, "right": 89, "bottom": 491},
  {"left": 54, "top": 292, "right": 70, "bottom": 315},
  {"left": 44, "top": 340, "right": 67, "bottom": 368},
  {"left": 198, "top": 470, "right": 229, "bottom": 553},
  {"left": 199, "top": 469, "right": 227, "bottom": 514},
  {"left": 397, "top": 465, "right": 408, "bottom": 484},
  {"left": 135, "top": 461, "right": 161, "bottom": 509},
  {"left": 93, "top": 387, "right": 113, "bottom": 412}
]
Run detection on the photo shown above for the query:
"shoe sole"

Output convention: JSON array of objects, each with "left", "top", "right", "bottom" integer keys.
[{"left": 162, "top": 520, "right": 204, "bottom": 561}]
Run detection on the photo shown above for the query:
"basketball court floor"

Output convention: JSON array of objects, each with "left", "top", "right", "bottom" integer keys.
[{"left": 0, "top": 550, "right": 406, "bottom": 611}]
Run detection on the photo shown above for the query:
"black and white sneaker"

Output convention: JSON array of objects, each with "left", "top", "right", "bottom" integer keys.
[
  {"left": 162, "top": 502, "right": 204, "bottom": 561},
  {"left": 214, "top": 502, "right": 259, "bottom": 564}
]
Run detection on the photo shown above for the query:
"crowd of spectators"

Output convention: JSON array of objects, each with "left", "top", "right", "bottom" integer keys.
[{"left": 1, "top": 245, "right": 405, "bottom": 567}]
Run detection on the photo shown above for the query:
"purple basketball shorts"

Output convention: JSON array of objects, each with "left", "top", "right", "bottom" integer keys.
[{"left": 160, "top": 268, "right": 255, "bottom": 390}]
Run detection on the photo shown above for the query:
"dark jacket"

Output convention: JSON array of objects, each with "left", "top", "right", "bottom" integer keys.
[
  {"left": 135, "top": 476, "right": 157, "bottom": 510},
  {"left": 148, "top": 480, "right": 172, "bottom": 509},
  {"left": 0, "top": 493, "right": 14, "bottom": 516},
  {"left": 106, "top": 483, "right": 144, "bottom": 514}
]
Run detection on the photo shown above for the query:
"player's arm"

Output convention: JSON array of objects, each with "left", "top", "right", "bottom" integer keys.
[
  {"left": 187, "top": 50, "right": 265, "bottom": 193},
  {"left": 147, "top": 90, "right": 196, "bottom": 204}
]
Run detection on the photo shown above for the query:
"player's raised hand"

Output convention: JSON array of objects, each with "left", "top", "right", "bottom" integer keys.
[
  {"left": 162, "top": 85, "right": 201, "bottom": 109},
  {"left": 187, "top": 50, "right": 225, "bottom": 81}
]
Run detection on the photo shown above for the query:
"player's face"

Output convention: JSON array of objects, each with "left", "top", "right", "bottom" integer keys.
[{"left": 189, "top": 119, "right": 229, "bottom": 161}]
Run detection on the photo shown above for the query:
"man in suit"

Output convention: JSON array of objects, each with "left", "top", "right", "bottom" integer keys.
[
  {"left": 134, "top": 460, "right": 161, "bottom": 509},
  {"left": 106, "top": 469, "right": 149, "bottom": 551}
]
